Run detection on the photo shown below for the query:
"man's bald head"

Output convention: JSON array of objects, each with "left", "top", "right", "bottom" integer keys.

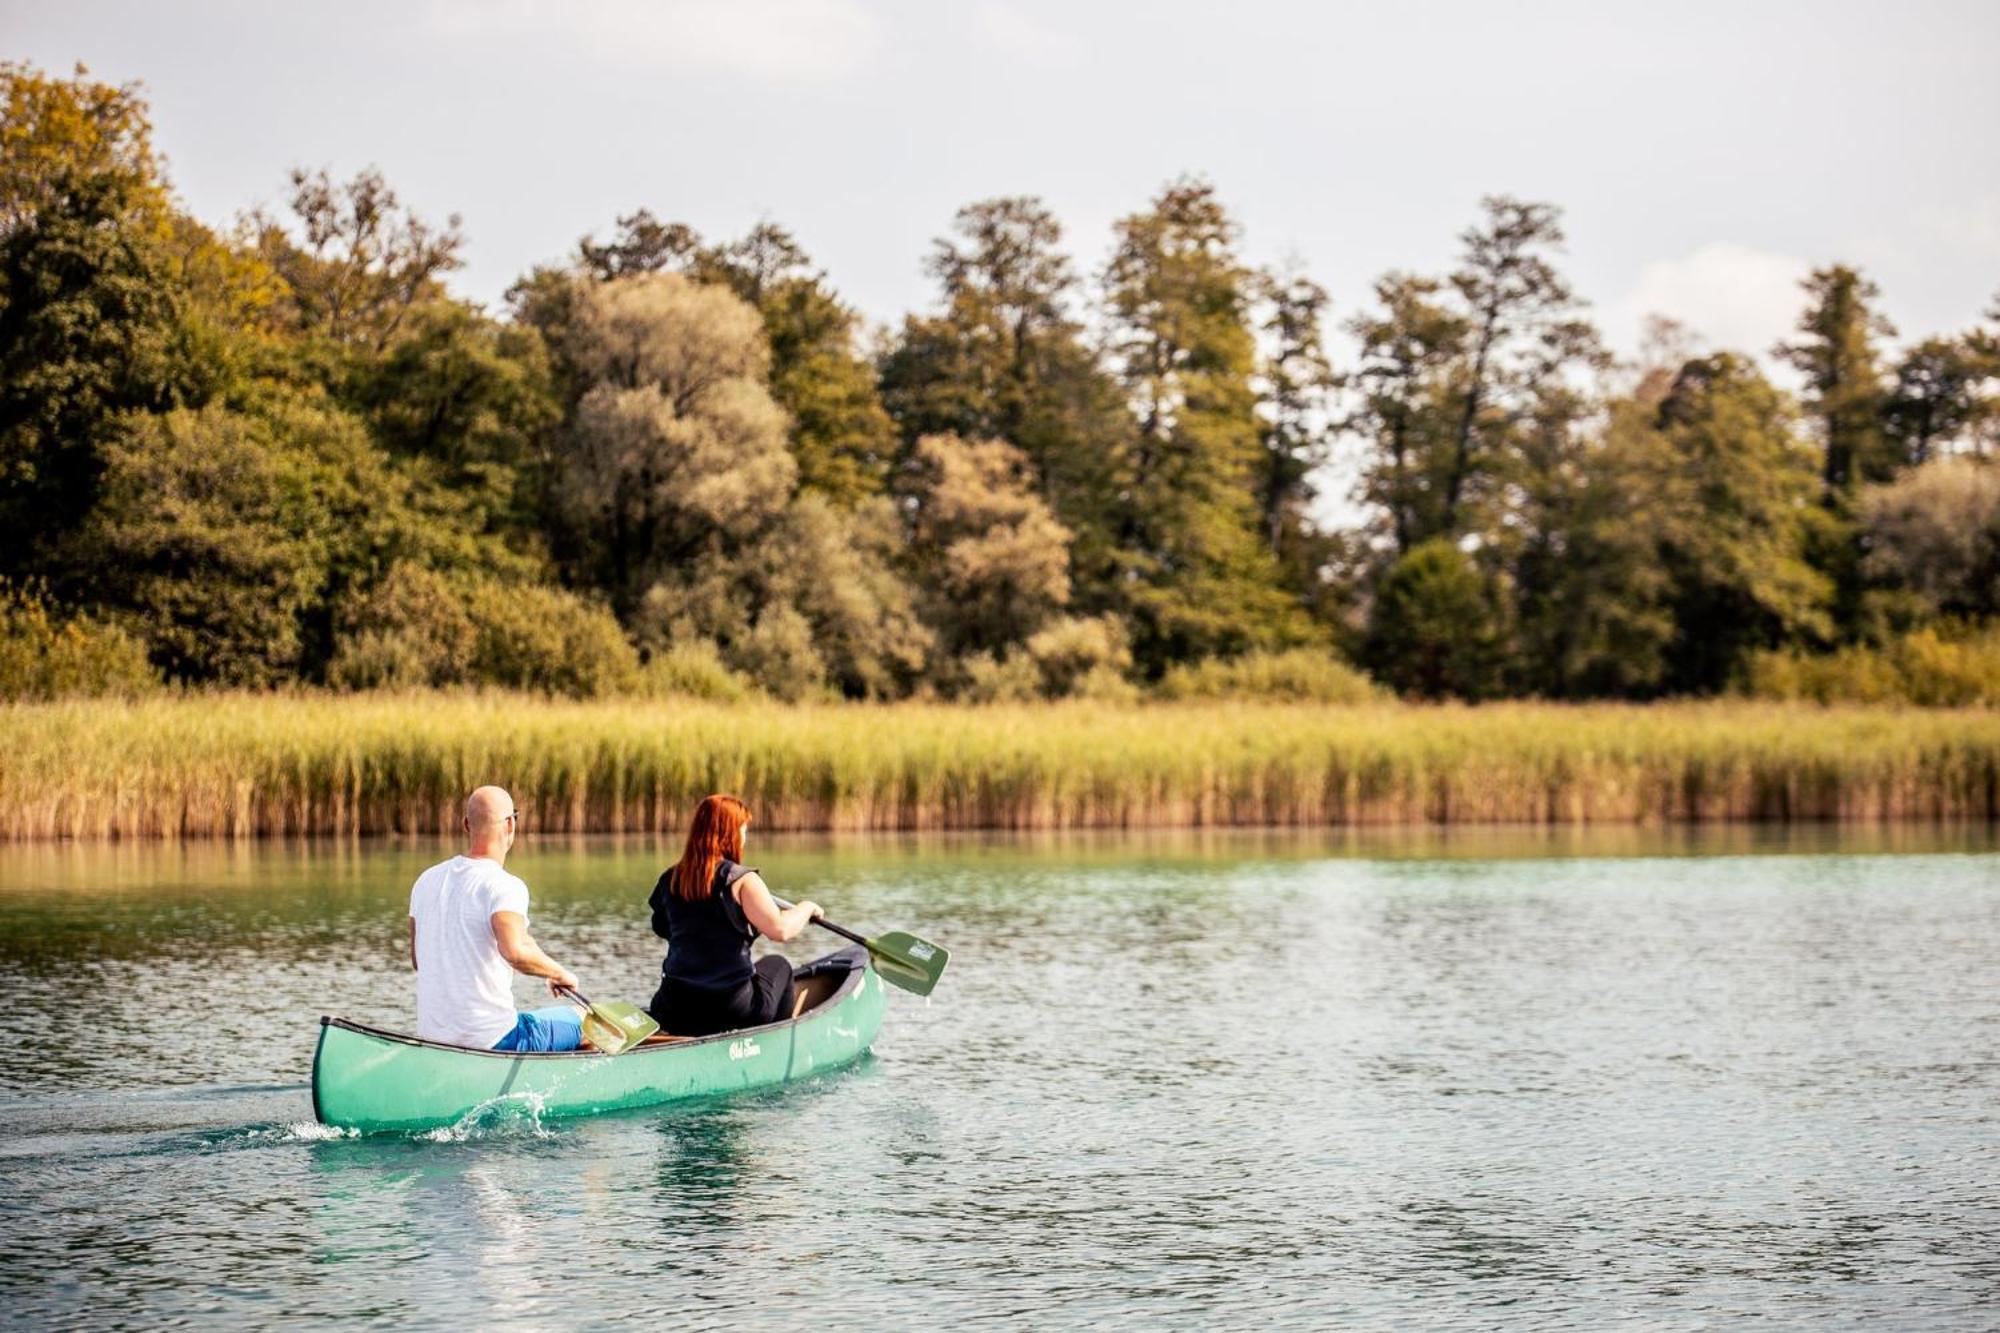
[{"left": 463, "top": 785, "right": 519, "bottom": 859}]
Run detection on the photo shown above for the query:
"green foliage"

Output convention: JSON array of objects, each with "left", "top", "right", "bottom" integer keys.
[
  {"left": 349, "top": 299, "right": 557, "bottom": 534},
  {"left": 573, "top": 214, "right": 894, "bottom": 505},
  {"left": 545, "top": 270, "right": 795, "bottom": 611},
  {"left": 635, "top": 639, "right": 756, "bottom": 702},
  {"left": 0, "top": 580, "right": 159, "bottom": 700},
  {"left": 461, "top": 579, "right": 638, "bottom": 698},
  {"left": 1741, "top": 624, "right": 2000, "bottom": 706},
  {"left": 1862, "top": 456, "right": 2000, "bottom": 621},
  {"left": 1256, "top": 267, "right": 1339, "bottom": 592},
  {"left": 4, "top": 69, "right": 1997, "bottom": 712},
  {"left": 0, "top": 63, "right": 193, "bottom": 564},
  {"left": 1776, "top": 265, "right": 1896, "bottom": 495},
  {"left": 1157, "top": 648, "right": 1383, "bottom": 703},
  {"left": 1102, "top": 179, "right": 1320, "bottom": 670},
  {"left": 1365, "top": 539, "right": 1509, "bottom": 700},
  {"left": 326, "top": 561, "right": 477, "bottom": 690},
  {"left": 71, "top": 404, "right": 332, "bottom": 684},
  {"left": 245, "top": 166, "right": 464, "bottom": 353},
  {"left": 640, "top": 494, "right": 932, "bottom": 702},
  {"left": 904, "top": 433, "right": 1072, "bottom": 658},
  {"left": 1884, "top": 336, "right": 1994, "bottom": 466},
  {"left": 879, "top": 197, "right": 1132, "bottom": 619},
  {"left": 1651, "top": 354, "right": 1833, "bottom": 692}
]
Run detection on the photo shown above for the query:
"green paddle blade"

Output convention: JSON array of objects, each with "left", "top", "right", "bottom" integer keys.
[
  {"left": 867, "top": 930, "right": 949, "bottom": 997},
  {"left": 580, "top": 998, "right": 659, "bottom": 1055}
]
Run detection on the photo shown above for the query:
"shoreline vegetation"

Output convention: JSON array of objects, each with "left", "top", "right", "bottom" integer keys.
[{"left": 3, "top": 695, "right": 1995, "bottom": 840}]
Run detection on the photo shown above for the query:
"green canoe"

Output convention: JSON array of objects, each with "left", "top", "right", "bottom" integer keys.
[{"left": 312, "top": 947, "right": 885, "bottom": 1133}]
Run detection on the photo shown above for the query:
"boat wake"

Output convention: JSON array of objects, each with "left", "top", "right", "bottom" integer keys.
[{"left": 420, "top": 1091, "right": 555, "bottom": 1143}]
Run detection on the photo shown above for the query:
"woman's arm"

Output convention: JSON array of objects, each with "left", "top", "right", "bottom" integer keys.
[{"left": 734, "top": 873, "right": 820, "bottom": 943}]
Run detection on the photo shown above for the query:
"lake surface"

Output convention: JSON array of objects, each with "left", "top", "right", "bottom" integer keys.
[{"left": 1, "top": 827, "right": 1996, "bottom": 1329}]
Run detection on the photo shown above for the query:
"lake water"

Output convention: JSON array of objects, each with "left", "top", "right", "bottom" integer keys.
[{"left": 1, "top": 828, "right": 1996, "bottom": 1329}]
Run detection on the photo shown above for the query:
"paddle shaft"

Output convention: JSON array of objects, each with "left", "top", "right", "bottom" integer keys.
[{"left": 771, "top": 896, "right": 869, "bottom": 948}]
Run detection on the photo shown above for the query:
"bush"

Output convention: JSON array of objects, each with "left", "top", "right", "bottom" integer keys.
[
  {"left": 1364, "top": 539, "right": 1509, "bottom": 699},
  {"left": 1157, "top": 648, "right": 1384, "bottom": 703},
  {"left": 0, "top": 582, "right": 160, "bottom": 700},
  {"left": 1863, "top": 457, "right": 2000, "bottom": 619},
  {"left": 462, "top": 580, "right": 640, "bottom": 698},
  {"left": 1026, "top": 615, "right": 1133, "bottom": 699},
  {"left": 957, "top": 651, "right": 1043, "bottom": 704},
  {"left": 327, "top": 563, "right": 478, "bottom": 690},
  {"left": 1739, "top": 624, "right": 2000, "bottom": 706},
  {"left": 634, "top": 639, "right": 757, "bottom": 702}
]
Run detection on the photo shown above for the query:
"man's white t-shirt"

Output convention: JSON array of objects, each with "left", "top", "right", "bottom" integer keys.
[{"left": 409, "top": 855, "right": 530, "bottom": 1048}]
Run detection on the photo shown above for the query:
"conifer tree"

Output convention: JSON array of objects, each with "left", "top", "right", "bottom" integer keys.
[
  {"left": 1776, "top": 265, "right": 1896, "bottom": 495},
  {"left": 1101, "top": 179, "right": 1316, "bottom": 669}
]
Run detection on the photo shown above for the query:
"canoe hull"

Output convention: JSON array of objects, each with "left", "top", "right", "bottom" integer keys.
[{"left": 312, "top": 947, "right": 885, "bottom": 1133}]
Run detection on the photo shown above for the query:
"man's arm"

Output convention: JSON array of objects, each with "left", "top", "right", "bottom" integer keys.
[
  {"left": 408, "top": 916, "right": 417, "bottom": 971},
  {"left": 491, "top": 911, "right": 579, "bottom": 996}
]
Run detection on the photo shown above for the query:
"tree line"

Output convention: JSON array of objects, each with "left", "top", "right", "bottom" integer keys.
[{"left": 3, "top": 63, "right": 1997, "bottom": 703}]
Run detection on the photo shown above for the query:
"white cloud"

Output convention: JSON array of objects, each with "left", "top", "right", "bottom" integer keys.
[
  {"left": 426, "top": 0, "right": 882, "bottom": 80},
  {"left": 1612, "top": 242, "right": 1809, "bottom": 360}
]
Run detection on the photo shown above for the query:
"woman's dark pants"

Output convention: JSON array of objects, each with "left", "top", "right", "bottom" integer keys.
[{"left": 647, "top": 955, "right": 796, "bottom": 1037}]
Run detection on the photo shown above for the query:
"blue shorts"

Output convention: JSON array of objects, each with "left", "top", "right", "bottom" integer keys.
[{"left": 491, "top": 1005, "right": 583, "bottom": 1052}]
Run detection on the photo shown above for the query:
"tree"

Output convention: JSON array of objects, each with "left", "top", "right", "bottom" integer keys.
[
  {"left": 549, "top": 271, "right": 796, "bottom": 612},
  {"left": 67, "top": 405, "right": 329, "bottom": 683},
  {"left": 1652, "top": 354, "right": 1832, "bottom": 691},
  {"left": 247, "top": 166, "right": 463, "bottom": 353},
  {"left": 1776, "top": 265, "right": 1896, "bottom": 495},
  {"left": 1437, "top": 197, "right": 1591, "bottom": 537},
  {"left": 1861, "top": 457, "right": 2000, "bottom": 620},
  {"left": 1255, "top": 265, "right": 1338, "bottom": 581},
  {"left": 1363, "top": 538, "right": 1508, "bottom": 699},
  {"left": 1510, "top": 398, "right": 1681, "bottom": 697},
  {"left": 570, "top": 215, "right": 895, "bottom": 505},
  {"left": 0, "top": 63, "right": 192, "bottom": 571},
  {"left": 1101, "top": 178, "right": 1317, "bottom": 669},
  {"left": 351, "top": 300, "right": 558, "bottom": 539},
  {"left": 1884, "top": 335, "right": 1993, "bottom": 466},
  {"left": 639, "top": 494, "right": 931, "bottom": 700},
  {"left": 1347, "top": 274, "right": 1467, "bottom": 554},
  {"left": 880, "top": 197, "right": 1133, "bottom": 611},
  {"left": 902, "top": 433, "right": 1072, "bottom": 659}
]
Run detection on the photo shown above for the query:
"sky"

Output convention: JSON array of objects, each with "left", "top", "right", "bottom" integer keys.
[{"left": 9, "top": 0, "right": 2000, "bottom": 365}]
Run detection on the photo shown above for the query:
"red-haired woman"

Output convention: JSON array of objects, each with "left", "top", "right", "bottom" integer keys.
[{"left": 646, "top": 795, "right": 822, "bottom": 1037}]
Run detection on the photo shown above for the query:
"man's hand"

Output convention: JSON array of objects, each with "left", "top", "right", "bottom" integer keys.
[{"left": 547, "top": 967, "right": 580, "bottom": 998}]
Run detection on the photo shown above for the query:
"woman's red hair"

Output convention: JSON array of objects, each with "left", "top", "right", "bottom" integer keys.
[{"left": 670, "top": 794, "right": 750, "bottom": 902}]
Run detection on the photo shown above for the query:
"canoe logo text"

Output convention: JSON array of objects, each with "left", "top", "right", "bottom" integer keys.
[{"left": 728, "top": 1039, "right": 761, "bottom": 1061}]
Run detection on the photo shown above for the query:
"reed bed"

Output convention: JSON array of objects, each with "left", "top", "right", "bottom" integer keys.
[{"left": 1, "top": 694, "right": 1994, "bottom": 839}]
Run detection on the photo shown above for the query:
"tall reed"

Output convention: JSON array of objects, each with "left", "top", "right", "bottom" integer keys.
[{"left": 1, "top": 694, "right": 1993, "bottom": 839}]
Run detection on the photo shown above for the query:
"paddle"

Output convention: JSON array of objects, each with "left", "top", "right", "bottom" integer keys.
[
  {"left": 555, "top": 984, "right": 660, "bottom": 1055},
  {"left": 774, "top": 897, "right": 950, "bottom": 997}
]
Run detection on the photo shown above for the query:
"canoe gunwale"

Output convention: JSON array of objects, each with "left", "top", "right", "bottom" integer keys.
[{"left": 315, "top": 947, "right": 869, "bottom": 1062}]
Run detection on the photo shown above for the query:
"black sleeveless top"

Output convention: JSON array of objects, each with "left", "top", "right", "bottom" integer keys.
[{"left": 650, "top": 858, "right": 760, "bottom": 990}]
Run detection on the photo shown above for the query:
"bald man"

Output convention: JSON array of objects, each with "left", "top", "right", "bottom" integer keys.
[{"left": 406, "top": 785, "right": 585, "bottom": 1051}]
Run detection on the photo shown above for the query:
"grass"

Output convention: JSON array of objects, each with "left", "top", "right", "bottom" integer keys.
[{"left": 1, "top": 693, "right": 1995, "bottom": 839}]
